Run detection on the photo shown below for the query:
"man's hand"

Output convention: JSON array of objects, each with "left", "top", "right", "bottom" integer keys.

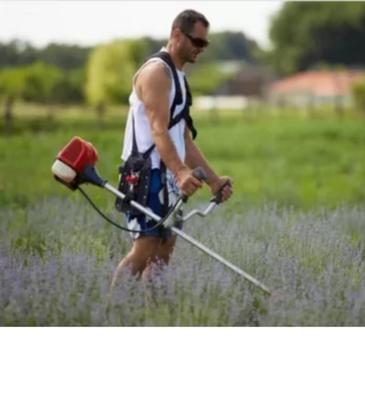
[
  {"left": 210, "top": 176, "right": 233, "bottom": 203},
  {"left": 176, "top": 167, "right": 203, "bottom": 197}
]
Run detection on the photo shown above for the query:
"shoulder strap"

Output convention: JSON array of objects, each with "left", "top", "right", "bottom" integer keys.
[
  {"left": 131, "top": 112, "right": 157, "bottom": 158},
  {"left": 168, "top": 76, "right": 198, "bottom": 139},
  {"left": 184, "top": 77, "right": 197, "bottom": 139},
  {"left": 149, "top": 51, "right": 183, "bottom": 121},
  {"left": 131, "top": 112, "right": 139, "bottom": 156}
]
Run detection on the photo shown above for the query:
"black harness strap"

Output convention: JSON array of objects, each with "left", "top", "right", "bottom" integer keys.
[
  {"left": 131, "top": 113, "right": 139, "bottom": 156},
  {"left": 168, "top": 77, "right": 197, "bottom": 139},
  {"left": 150, "top": 50, "right": 197, "bottom": 139},
  {"left": 184, "top": 77, "right": 197, "bottom": 140},
  {"left": 150, "top": 51, "right": 183, "bottom": 124}
]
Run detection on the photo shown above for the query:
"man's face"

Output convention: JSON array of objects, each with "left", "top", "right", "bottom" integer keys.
[{"left": 178, "top": 21, "right": 209, "bottom": 64}]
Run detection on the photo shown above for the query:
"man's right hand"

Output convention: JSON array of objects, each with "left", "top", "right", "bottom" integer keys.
[{"left": 176, "top": 167, "right": 203, "bottom": 197}]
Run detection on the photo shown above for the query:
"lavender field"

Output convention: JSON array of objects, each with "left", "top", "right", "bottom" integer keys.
[
  {"left": 1, "top": 197, "right": 364, "bottom": 326},
  {"left": 1, "top": 111, "right": 365, "bottom": 326}
]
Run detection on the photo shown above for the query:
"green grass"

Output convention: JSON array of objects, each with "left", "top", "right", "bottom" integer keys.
[
  {"left": 1, "top": 103, "right": 364, "bottom": 210},
  {"left": 1, "top": 104, "right": 365, "bottom": 326}
]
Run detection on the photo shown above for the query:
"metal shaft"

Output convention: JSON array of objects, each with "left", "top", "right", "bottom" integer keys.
[
  {"left": 105, "top": 183, "right": 162, "bottom": 222},
  {"left": 104, "top": 182, "right": 271, "bottom": 295},
  {"left": 170, "top": 226, "right": 271, "bottom": 294}
]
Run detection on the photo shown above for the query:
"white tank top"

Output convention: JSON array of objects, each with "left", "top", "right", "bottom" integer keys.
[{"left": 121, "top": 50, "right": 187, "bottom": 169}]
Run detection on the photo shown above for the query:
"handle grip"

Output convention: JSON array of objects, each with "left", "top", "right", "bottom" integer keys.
[
  {"left": 192, "top": 167, "right": 208, "bottom": 182},
  {"left": 211, "top": 179, "right": 232, "bottom": 205},
  {"left": 181, "top": 167, "right": 208, "bottom": 203}
]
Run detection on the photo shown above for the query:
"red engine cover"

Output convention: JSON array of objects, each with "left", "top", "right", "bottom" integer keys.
[{"left": 57, "top": 137, "right": 98, "bottom": 173}]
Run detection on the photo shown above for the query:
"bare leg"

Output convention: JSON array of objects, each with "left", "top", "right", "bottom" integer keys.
[
  {"left": 142, "top": 235, "right": 177, "bottom": 281},
  {"left": 111, "top": 236, "right": 162, "bottom": 289},
  {"left": 142, "top": 236, "right": 177, "bottom": 307},
  {"left": 111, "top": 235, "right": 177, "bottom": 305}
]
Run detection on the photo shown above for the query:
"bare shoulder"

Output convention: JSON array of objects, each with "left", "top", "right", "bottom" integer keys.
[{"left": 136, "top": 61, "right": 171, "bottom": 93}]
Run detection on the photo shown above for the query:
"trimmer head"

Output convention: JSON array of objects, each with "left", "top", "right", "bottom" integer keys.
[{"left": 52, "top": 137, "right": 105, "bottom": 189}]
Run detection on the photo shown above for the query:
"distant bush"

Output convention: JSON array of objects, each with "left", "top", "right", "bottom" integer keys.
[
  {"left": 85, "top": 39, "right": 148, "bottom": 110},
  {"left": 352, "top": 77, "right": 365, "bottom": 113},
  {"left": 0, "top": 62, "right": 85, "bottom": 106},
  {"left": 187, "top": 62, "right": 234, "bottom": 96}
]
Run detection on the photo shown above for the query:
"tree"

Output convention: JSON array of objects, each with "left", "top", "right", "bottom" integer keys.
[
  {"left": 0, "top": 67, "right": 26, "bottom": 131},
  {"left": 187, "top": 62, "right": 234, "bottom": 96},
  {"left": 0, "top": 61, "right": 73, "bottom": 131},
  {"left": 85, "top": 39, "right": 148, "bottom": 115},
  {"left": 352, "top": 78, "right": 365, "bottom": 114},
  {"left": 18, "top": 61, "right": 84, "bottom": 105},
  {"left": 0, "top": 40, "right": 37, "bottom": 68},
  {"left": 39, "top": 43, "right": 91, "bottom": 70},
  {"left": 22, "top": 61, "right": 64, "bottom": 105},
  {"left": 201, "top": 31, "right": 258, "bottom": 64},
  {"left": 52, "top": 68, "right": 85, "bottom": 104},
  {"left": 269, "top": 2, "right": 365, "bottom": 75},
  {"left": 0, "top": 40, "right": 91, "bottom": 71}
]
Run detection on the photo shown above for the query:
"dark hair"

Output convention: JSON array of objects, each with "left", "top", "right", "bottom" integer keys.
[{"left": 171, "top": 9, "right": 209, "bottom": 35}]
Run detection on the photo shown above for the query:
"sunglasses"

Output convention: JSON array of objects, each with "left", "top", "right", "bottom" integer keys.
[{"left": 182, "top": 32, "right": 209, "bottom": 48}]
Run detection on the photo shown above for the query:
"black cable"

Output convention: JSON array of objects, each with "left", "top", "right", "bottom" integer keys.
[{"left": 77, "top": 186, "right": 181, "bottom": 234}]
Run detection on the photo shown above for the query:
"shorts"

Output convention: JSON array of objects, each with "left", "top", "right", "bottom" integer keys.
[{"left": 125, "top": 168, "right": 183, "bottom": 241}]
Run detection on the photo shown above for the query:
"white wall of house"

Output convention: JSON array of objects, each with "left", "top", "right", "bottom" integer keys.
[
  {"left": 194, "top": 95, "right": 249, "bottom": 111},
  {"left": 268, "top": 91, "right": 353, "bottom": 108}
]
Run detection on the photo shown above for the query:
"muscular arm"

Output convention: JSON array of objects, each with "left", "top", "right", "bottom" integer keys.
[
  {"left": 136, "top": 63, "right": 186, "bottom": 176},
  {"left": 136, "top": 62, "right": 202, "bottom": 195}
]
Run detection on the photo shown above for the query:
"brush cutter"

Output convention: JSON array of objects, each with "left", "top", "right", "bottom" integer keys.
[{"left": 52, "top": 137, "right": 271, "bottom": 295}]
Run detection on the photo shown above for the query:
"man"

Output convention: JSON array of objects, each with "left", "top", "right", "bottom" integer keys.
[{"left": 112, "top": 9, "right": 233, "bottom": 286}]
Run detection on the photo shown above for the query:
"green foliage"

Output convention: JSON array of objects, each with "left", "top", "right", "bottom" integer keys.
[
  {"left": 55, "top": 68, "right": 85, "bottom": 104},
  {"left": 85, "top": 39, "right": 148, "bottom": 107},
  {"left": 0, "top": 40, "right": 37, "bottom": 68},
  {"left": 0, "top": 32, "right": 261, "bottom": 107},
  {"left": 39, "top": 43, "right": 91, "bottom": 70},
  {"left": 187, "top": 62, "right": 234, "bottom": 95},
  {"left": 200, "top": 31, "right": 258, "bottom": 64},
  {"left": 352, "top": 78, "right": 365, "bottom": 114},
  {"left": 0, "top": 40, "right": 90, "bottom": 70},
  {"left": 0, "top": 66, "right": 26, "bottom": 101},
  {"left": 21, "top": 61, "right": 64, "bottom": 104},
  {"left": 0, "top": 31, "right": 258, "bottom": 72},
  {"left": 0, "top": 62, "right": 84, "bottom": 105},
  {"left": 1, "top": 106, "right": 365, "bottom": 210},
  {"left": 139, "top": 36, "right": 167, "bottom": 56},
  {"left": 269, "top": 2, "right": 365, "bottom": 75}
]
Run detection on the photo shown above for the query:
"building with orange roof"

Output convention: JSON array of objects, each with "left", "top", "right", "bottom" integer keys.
[{"left": 267, "top": 70, "right": 365, "bottom": 107}]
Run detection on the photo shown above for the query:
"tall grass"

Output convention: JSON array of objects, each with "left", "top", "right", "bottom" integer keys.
[
  {"left": 1, "top": 105, "right": 365, "bottom": 209},
  {"left": 1, "top": 106, "right": 364, "bottom": 325},
  {"left": 1, "top": 198, "right": 364, "bottom": 326}
]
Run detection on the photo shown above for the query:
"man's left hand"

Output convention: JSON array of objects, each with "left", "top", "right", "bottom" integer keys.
[{"left": 210, "top": 176, "right": 233, "bottom": 203}]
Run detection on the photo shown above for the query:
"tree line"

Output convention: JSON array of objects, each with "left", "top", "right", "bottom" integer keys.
[
  {"left": 0, "top": 32, "right": 259, "bottom": 126},
  {"left": 1, "top": 1, "right": 365, "bottom": 123},
  {"left": 268, "top": 2, "right": 365, "bottom": 75}
]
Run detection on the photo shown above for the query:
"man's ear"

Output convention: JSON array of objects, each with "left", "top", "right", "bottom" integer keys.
[{"left": 171, "top": 27, "right": 182, "bottom": 42}]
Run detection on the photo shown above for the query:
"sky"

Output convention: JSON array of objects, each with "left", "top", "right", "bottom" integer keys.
[{"left": 0, "top": 1, "right": 284, "bottom": 49}]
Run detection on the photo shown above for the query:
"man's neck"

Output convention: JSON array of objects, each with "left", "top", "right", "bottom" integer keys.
[{"left": 166, "top": 44, "right": 185, "bottom": 71}]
